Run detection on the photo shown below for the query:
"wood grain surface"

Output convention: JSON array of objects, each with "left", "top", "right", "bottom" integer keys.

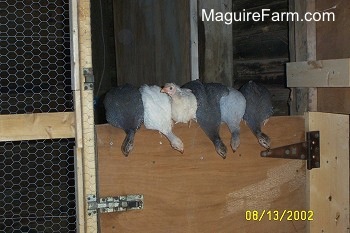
[{"left": 97, "top": 116, "right": 306, "bottom": 233}]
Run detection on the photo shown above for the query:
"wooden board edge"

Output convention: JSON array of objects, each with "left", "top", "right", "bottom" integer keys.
[{"left": 287, "top": 58, "right": 350, "bottom": 87}]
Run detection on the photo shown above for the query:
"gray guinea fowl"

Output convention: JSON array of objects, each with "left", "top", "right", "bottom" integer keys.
[
  {"left": 104, "top": 83, "right": 144, "bottom": 156},
  {"left": 220, "top": 87, "right": 246, "bottom": 152},
  {"left": 239, "top": 81, "right": 273, "bottom": 149},
  {"left": 182, "top": 80, "right": 229, "bottom": 159}
]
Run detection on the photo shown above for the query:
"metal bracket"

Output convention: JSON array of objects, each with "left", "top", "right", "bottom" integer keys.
[
  {"left": 87, "top": 194, "right": 144, "bottom": 215},
  {"left": 83, "top": 68, "right": 94, "bottom": 90},
  {"left": 261, "top": 131, "right": 320, "bottom": 170}
]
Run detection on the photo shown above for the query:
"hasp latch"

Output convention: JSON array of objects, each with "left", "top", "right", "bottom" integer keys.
[
  {"left": 261, "top": 131, "right": 320, "bottom": 170},
  {"left": 87, "top": 194, "right": 144, "bottom": 215},
  {"left": 83, "top": 68, "right": 94, "bottom": 90}
]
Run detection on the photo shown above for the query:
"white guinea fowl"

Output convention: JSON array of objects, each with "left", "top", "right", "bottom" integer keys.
[
  {"left": 139, "top": 84, "right": 184, "bottom": 153},
  {"left": 161, "top": 83, "right": 197, "bottom": 124}
]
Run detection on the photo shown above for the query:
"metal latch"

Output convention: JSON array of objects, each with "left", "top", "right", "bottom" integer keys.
[
  {"left": 87, "top": 194, "right": 144, "bottom": 215},
  {"left": 261, "top": 131, "right": 320, "bottom": 170},
  {"left": 83, "top": 68, "right": 94, "bottom": 90}
]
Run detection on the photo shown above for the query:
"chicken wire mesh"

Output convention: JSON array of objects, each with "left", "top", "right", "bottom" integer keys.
[
  {"left": 0, "top": 0, "right": 73, "bottom": 114},
  {"left": 0, "top": 0, "right": 78, "bottom": 231},
  {"left": 0, "top": 139, "right": 76, "bottom": 232}
]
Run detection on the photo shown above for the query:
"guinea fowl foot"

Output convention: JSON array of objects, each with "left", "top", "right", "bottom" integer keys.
[
  {"left": 257, "top": 132, "right": 271, "bottom": 149},
  {"left": 121, "top": 132, "right": 135, "bottom": 157},
  {"left": 121, "top": 141, "right": 133, "bottom": 157},
  {"left": 230, "top": 137, "right": 240, "bottom": 152},
  {"left": 215, "top": 141, "right": 227, "bottom": 159}
]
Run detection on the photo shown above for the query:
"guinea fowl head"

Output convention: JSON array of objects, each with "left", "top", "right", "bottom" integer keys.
[{"left": 161, "top": 83, "right": 177, "bottom": 96}]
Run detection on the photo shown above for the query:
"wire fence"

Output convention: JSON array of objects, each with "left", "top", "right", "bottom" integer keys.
[{"left": 0, "top": 0, "right": 77, "bottom": 231}]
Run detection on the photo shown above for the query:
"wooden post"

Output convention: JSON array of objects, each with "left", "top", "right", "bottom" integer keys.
[
  {"left": 190, "top": 0, "right": 199, "bottom": 81},
  {"left": 198, "top": 0, "right": 233, "bottom": 86},
  {"left": 289, "top": 0, "right": 317, "bottom": 114},
  {"left": 305, "top": 112, "right": 349, "bottom": 233},
  {"left": 70, "top": 0, "right": 98, "bottom": 231}
]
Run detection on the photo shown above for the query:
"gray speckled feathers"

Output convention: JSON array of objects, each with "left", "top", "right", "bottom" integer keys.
[
  {"left": 220, "top": 87, "right": 246, "bottom": 152},
  {"left": 104, "top": 84, "right": 144, "bottom": 156},
  {"left": 239, "top": 81, "right": 273, "bottom": 148},
  {"left": 182, "top": 80, "right": 229, "bottom": 158}
]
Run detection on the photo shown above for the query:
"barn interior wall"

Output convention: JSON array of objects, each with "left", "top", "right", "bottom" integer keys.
[
  {"left": 91, "top": 0, "right": 291, "bottom": 117},
  {"left": 232, "top": 0, "right": 290, "bottom": 115},
  {"left": 315, "top": 0, "right": 350, "bottom": 114},
  {"left": 90, "top": 0, "right": 117, "bottom": 123}
]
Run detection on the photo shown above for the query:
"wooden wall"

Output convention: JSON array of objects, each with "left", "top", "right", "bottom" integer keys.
[
  {"left": 198, "top": 0, "right": 233, "bottom": 87},
  {"left": 112, "top": 0, "right": 190, "bottom": 86},
  {"left": 316, "top": 0, "right": 350, "bottom": 114},
  {"left": 232, "top": 0, "right": 290, "bottom": 115},
  {"left": 96, "top": 117, "right": 306, "bottom": 233},
  {"left": 98, "top": 0, "right": 292, "bottom": 115},
  {"left": 232, "top": 0, "right": 289, "bottom": 85},
  {"left": 91, "top": 0, "right": 117, "bottom": 97}
]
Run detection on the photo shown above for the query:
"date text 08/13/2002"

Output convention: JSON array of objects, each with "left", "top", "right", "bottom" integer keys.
[{"left": 245, "top": 210, "right": 314, "bottom": 222}]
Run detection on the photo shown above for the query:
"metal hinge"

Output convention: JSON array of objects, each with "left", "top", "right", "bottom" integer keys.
[
  {"left": 261, "top": 131, "right": 320, "bottom": 170},
  {"left": 83, "top": 68, "right": 94, "bottom": 90},
  {"left": 87, "top": 194, "right": 144, "bottom": 215}
]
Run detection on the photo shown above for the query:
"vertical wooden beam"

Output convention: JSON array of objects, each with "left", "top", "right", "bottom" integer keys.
[
  {"left": 305, "top": 112, "right": 349, "bottom": 233},
  {"left": 190, "top": 0, "right": 199, "bottom": 80},
  {"left": 69, "top": 0, "right": 85, "bottom": 232},
  {"left": 306, "top": 0, "right": 317, "bottom": 111},
  {"left": 71, "top": 0, "right": 98, "bottom": 232},
  {"left": 198, "top": 0, "right": 233, "bottom": 86},
  {"left": 289, "top": 0, "right": 317, "bottom": 114}
]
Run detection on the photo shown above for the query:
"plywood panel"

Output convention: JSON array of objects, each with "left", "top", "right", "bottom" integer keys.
[
  {"left": 287, "top": 59, "right": 350, "bottom": 87},
  {"left": 97, "top": 116, "right": 306, "bottom": 233},
  {"left": 0, "top": 112, "right": 75, "bottom": 142},
  {"left": 306, "top": 112, "right": 349, "bottom": 233}
]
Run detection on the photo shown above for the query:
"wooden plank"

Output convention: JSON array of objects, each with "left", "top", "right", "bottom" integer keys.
[
  {"left": 113, "top": 0, "right": 190, "bottom": 86},
  {"left": 306, "top": 0, "right": 317, "bottom": 111},
  {"left": 288, "top": 0, "right": 316, "bottom": 115},
  {"left": 287, "top": 58, "right": 350, "bottom": 87},
  {"left": 318, "top": 88, "right": 350, "bottom": 114},
  {"left": 97, "top": 116, "right": 306, "bottom": 233},
  {"left": 190, "top": 0, "right": 199, "bottom": 80},
  {"left": 78, "top": 0, "right": 98, "bottom": 231},
  {"left": 316, "top": 0, "right": 350, "bottom": 60},
  {"left": 198, "top": 0, "right": 233, "bottom": 86},
  {"left": 305, "top": 112, "right": 349, "bottom": 233},
  {"left": 0, "top": 112, "right": 75, "bottom": 142},
  {"left": 233, "top": 58, "right": 288, "bottom": 84}
]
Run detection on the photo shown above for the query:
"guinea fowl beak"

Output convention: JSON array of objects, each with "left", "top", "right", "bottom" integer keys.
[{"left": 160, "top": 87, "right": 167, "bottom": 93}]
